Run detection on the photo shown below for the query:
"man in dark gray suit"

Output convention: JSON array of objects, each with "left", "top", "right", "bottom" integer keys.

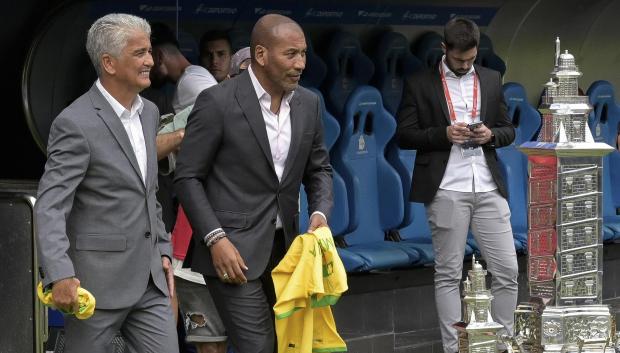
[
  {"left": 175, "top": 14, "right": 333, "bottom": 353},
  {"left": 35, "top": 13, "right": 178, "bottom": 353}
]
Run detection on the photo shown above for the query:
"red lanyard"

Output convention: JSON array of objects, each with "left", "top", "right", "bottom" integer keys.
[{"left": 439, "top": 63, "right": 479, "bottom": 123}]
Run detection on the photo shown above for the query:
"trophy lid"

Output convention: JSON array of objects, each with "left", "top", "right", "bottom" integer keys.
[{"left": 553, "top": 49, "right": 581, "bottom": 77}]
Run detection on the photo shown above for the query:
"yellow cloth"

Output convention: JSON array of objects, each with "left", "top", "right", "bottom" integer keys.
[
  {"left": 272, "top": 227, "right": 348, "bottom": 353},
  {"left": 37, "top": 282, "right": 96, "bottom": 320}
]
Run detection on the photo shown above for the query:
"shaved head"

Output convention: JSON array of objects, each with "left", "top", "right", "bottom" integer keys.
[
  {"left": 250, "top": 14, "right": 303, "bottom": 59},
  {"left": 249, "top": 14, "right": 307, "bottom": 95}
]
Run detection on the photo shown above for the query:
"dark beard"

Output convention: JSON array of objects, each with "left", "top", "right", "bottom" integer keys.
[
  {"left": 452, "top": 69, "right": 468, "bottom": 77},
  {"left": 446, "top": 62, "right": 468, "bottom": 77}
]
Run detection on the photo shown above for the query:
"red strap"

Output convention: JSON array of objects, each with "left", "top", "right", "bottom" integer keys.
[
  {"left": 171, "top": 206, "right": 193, "bottom": 261},
  {"left": 439, "top": 63, "right": 479, "bottom": 123}
]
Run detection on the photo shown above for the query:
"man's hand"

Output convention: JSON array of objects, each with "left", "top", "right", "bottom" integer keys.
[
  {"left": 210, "top": 237, "right": 248, "bottom": 285},
  {"left": 470, "top": 124, "right": 493, "bottom": 145},
  {"left": 162, "top": 256, "right": 175, "bottom": 298},
  {"left": 51, "top": 277, "right": 80, "bottom": 313},
  {"left": 307, "top": 213, "right": 328, "bottom": 233},
  {"left": 447, "top": 122, "right": 473, "bottom": 145},
  {"left": 174, "top": 129, "right": 185, "bottom": 153},
  {"left": 156, "top": 129, "right": 185, "bottom": 160}
]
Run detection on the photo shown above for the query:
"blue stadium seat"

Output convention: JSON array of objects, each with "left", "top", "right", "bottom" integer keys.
[
  {"left": 297, "top": 88, "right": 363, "bottom": 272},
  {"left": 300, "top": 40, "right": 327, "bottom": 89},
  {"left": 586, "top": 81, "right": 620, "bottom": 240},
  {"left": 298, "top": 88, "right": 347, "bottom": 235},
  {"left": 336, "top": 248, "right": 366, "bottom": 273},
  {"left": 413, "top": 31, "right": 443, "bottom": 70},
  {"left": 331, "top": 86, "right": 418, "bottom": 270},
  {"left": 497, "top": 82, "right": 542, "bottom": 251},
  {"left": 387, "top": 146, "right": 467, "bottom": 264},
  {"left": 321, "top": 31, "right": 374, "bottom": 117},
  {"left": 370, "top": 32, "right": 434, "bottom": 264},
  {"left": 475, "top": 33, "right": 506, "bottom": 77},
  {"left": 371, "top": 31, "right": 423, "bottom": 115}
]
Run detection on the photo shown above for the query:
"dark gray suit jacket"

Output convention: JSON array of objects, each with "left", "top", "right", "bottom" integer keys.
[
  {"left": 35, "top": 84, "right": 171, "bottom": 309},
  {"left": 174, "top": 70, "right": 333, "bottom": 280},
  {"left": 396, "top": 64, "right": 515, "bottom": 204}
]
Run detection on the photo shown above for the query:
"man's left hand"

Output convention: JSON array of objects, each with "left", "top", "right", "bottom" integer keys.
[
  {"left": 470, "top": 124, "right": 493, "bottom": 145},
  {"left": 307, "top": 213, "right": 328, "bottom": 233},
  {"left": 162, "top": 256, "right": 175, "bottom": 298}
]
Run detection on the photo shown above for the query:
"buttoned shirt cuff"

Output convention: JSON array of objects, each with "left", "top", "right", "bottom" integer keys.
[{"left": 310, "top": 211, "right": 327, "bottom": 223}]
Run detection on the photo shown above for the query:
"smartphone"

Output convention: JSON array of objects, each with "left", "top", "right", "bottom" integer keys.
[{"left": 468, "top": 122, "right": 483, "bottom": 131}]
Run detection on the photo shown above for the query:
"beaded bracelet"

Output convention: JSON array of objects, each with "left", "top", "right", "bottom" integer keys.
[
  {"left": 206, "top": 231, "right": 227, "bottom": 247},
  {"left": 203, "top": 228, "right": 224, "bottom": 244}
]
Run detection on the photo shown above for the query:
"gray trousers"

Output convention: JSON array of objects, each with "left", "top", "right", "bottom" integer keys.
[
  {"left": 426, "top": 189, "right": 518, "bottom": 353},
  {"left": 64, "top": 279, "right": 178, "bottom": 353}
]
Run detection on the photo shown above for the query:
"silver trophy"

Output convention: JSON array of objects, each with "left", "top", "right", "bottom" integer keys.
[
  {"left": 455, "top": 256, "right": 504, "bottom": 353},
  {"left": 515, "top": 37, "right": 616, "bottom": 353}
]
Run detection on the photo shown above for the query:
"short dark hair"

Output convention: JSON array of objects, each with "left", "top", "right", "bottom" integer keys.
[
  {"left": 199, "top": 30, "right": 231, "bottom": 52},
  {"left": 150, "top": 22, "right": 178, "bottom": 48},
  {"left": 443, "top": 17, "right": 480, "bottom": 52}
]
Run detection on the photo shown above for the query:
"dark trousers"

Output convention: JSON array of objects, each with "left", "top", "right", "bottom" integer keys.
[{"left": 205, "top": 230, "right": 285, "bottom": 353}]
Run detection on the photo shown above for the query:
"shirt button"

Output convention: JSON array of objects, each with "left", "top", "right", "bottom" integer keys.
[{"left": 144, "top": 232, "right": 151, "bottom": 238}]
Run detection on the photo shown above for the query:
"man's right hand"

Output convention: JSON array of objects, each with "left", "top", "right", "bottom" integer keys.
[
  {"left": 51, "top": 277, "right": 80, "bottom": 313},
  {"left": 446, "top": 122, "right": 473, "bottom": 145},
  {"left": 209, "top": 237, "right": 248, "bottom": 285}
]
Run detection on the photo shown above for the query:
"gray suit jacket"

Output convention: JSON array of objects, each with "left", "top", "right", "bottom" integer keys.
[
  {"left": 174, "top": 70, "right": 333, "bottom": 280},
  {"left": 35, "top": 84, "right": 171, "bottom": 310}
]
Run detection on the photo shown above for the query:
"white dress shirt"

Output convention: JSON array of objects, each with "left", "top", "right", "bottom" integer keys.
[
  {"left": 248, "top": 65, "right": 293, "bottom": 183},
  {"left": 437, "top": 57, "right": 497, "bottom": 193},
  {"left": 96, "top": 80, "right": 148, "bottom": 185}
]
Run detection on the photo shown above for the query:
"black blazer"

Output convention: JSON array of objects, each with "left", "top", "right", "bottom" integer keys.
[
  {"left": 396, "top": 64, "right": 515, "bottom": 204},
  {"left": 174, "top": 69, "right": 333, "bottom": 280}
]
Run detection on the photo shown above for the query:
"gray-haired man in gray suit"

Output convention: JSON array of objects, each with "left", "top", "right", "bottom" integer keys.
[{"left": 35, "top": 13, "right": 178, "bottom": 353}]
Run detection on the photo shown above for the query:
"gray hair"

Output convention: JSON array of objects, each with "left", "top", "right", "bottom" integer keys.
[{"left": 86, "top": 13, "right": 151, "bottom": 76}]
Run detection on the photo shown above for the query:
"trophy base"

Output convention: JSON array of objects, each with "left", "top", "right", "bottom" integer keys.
[
  {"left": 542, "top": 346, "right": 615, "bottom": 353},
  {"left": 514, "top": 302, "right": 544, "bottom": 351},
  {"left": 541, "top": 305, "right": 615, "bottom": 349},
  {"left": 455, "top": 321, "right": 504, "bottom": 353}
]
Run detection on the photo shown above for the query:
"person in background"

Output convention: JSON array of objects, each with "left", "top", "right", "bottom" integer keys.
[
  {"left": 150, "top": 22, "right": 226, "bottom": 353},
  {"left": 229, "top": 46, "right": 251, "bottom": 78},
  {"left": 199, "top": 30, "right": 232, "bottom": 82},
  {"left": 396, "top": 17, "right": 518, "bottom": 353},
  {"left": 35, "top": 13, "right": 178, "bottom": 353}
]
